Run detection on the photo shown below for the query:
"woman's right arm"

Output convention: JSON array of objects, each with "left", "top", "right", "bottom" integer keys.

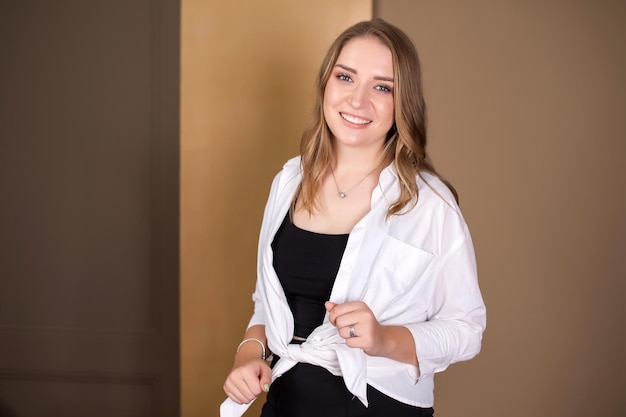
[
  {"left": 222, "top": 325, "right": 272, "bottom": 405},
  {"left": 223, "top": 164, "right": 297, "bottom": 404}
]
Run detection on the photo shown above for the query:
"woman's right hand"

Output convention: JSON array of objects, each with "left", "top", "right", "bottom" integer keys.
[
  {"left": 223, "top": 354, "right": 272, "bottom": 404},
  {"left": 224, "top": 327, "right": 272, "bottom": 404}
]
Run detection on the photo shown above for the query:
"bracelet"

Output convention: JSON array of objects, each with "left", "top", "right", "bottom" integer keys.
[{"left": 236, "top": 338, "right": 266, "bottom": 361}]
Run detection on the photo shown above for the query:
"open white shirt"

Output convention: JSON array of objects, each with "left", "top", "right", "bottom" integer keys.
[{"left": 221, "top": 157, "right": 486, "bottom": 417}]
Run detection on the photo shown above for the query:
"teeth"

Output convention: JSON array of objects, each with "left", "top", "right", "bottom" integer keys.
[{"left": 341, "top": 113, "right": 371, "bottom": 125}]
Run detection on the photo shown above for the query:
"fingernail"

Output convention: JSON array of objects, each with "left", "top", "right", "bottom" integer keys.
[{"left": 263, "top": 383, "right": 270, "bottom": 391}]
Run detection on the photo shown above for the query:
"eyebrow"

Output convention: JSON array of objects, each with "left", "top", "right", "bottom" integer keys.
[{"left": 335, "top": 64, "right": 394, "bottom": 83}]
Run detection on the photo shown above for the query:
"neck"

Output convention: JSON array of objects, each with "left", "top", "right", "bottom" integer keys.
[{"left": 332, "top": 144, "right": 385, "bottom": 173}]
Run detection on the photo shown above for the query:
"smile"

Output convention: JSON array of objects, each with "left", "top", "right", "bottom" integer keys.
[{"left": 340, "top": 113, "right": 372, "bottom": 125}]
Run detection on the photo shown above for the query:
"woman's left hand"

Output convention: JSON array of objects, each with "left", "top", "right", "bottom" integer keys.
[{"left": 325, "top": 301, "right": 386, "bottom": 356}]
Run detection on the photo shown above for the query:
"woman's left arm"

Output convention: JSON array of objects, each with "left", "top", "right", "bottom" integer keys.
[
  {"left": 404, "top": 229, "right": 486, "bottom": 379},
  {"left": 326, "top": 216, "right": 486, "bottom": 374}
]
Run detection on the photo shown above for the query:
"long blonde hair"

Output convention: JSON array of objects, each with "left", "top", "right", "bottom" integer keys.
[{"left": 294, "top": 19, "right": 458, "bottom": 217}]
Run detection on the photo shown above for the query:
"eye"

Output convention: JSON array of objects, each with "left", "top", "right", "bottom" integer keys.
[
  {"left": 375, "top": 84, "right": 392, "bottom": 93},
  {"left": 337, "top": 73, "right": 353, "bottom": 82}
]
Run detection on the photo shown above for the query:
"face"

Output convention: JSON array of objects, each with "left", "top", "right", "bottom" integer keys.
[{"left": 323, "top": 36, "right": 395, "bottom": 152}]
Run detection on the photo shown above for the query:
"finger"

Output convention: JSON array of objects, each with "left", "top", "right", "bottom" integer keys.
[
  {"left": 231, "top": 370, "right": 261, "bottom": 402},
  {"left": 224, "top": 380, "right": 253, "bottom": 404},
  {"left": 338, "top": 325, "right": 350, "bottom": 340},
  {"left": 259, "top": 364, "right": 272, "bottom": 392},
  {"left": 334, "top": 312, "right": 360, "bottom": 330},
  {"left": 345, "top": 323, "right": 362, "bottom": 339},
  {"left": 325, "top": 301, "right": 337, "bottom": 325},
  {"left": 329, "top": 301, "right": 363, "bottom": 318},
  {"left": 327, "top": 301, "right": 361, "bottom": 326}
]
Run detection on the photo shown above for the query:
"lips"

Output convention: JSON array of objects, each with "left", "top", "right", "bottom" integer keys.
[{"left": 340, "top": 112, "right": 372, "bottom": 125}]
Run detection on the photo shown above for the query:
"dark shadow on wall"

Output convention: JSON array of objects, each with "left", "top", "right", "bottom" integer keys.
[{"left": 0, "top": 400, "right": 18, "bottom": 417}]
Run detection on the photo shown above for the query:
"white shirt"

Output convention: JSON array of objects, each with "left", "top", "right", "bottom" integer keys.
[{"left": 220, "top": 157, "right": 486, "bottom": 417}]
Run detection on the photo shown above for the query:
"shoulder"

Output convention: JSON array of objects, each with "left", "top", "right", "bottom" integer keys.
[
  {"left": 272, "top": 156, "right": 301, "bottom": 184},
  {"left": 266, "top": 155, "right": 302, "bottom": 198},
  {"left": 281, "top": 155, "right": 301, "bottom": 173},
  {"left": 386, "top": 171, "right": 469, "bottom": 244},
  {"left": 416, "top": 171, "right": 460, "bottom": 214},
  {"left": 266, "top": 155, "right": 300, "bottom": 183}
]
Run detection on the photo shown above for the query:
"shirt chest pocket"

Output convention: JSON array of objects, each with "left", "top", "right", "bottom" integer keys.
[{"left": 363, "top": 236, "right": 436, "bottom": 318}]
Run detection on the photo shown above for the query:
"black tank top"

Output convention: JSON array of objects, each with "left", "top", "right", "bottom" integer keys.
[{"left": 271, "top": 213, "right": 349, "bottom": 339}]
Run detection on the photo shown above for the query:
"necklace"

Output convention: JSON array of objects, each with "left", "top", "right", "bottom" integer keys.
[{"left": 330, "top": 165, "right": 379, "bottom": 198}]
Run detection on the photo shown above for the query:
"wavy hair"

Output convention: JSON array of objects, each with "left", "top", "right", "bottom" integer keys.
[{"left": 294, "top": 18, "right": 458, "bottom": 217}]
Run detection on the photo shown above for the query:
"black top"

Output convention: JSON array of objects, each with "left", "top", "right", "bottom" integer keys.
[{"left": 271, "top": 213, "right": 349, "bottom": 339}]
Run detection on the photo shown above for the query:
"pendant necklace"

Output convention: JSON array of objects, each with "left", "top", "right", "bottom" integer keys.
[{"left": 330, "top": 165, "right": 379, "bottom": 198}]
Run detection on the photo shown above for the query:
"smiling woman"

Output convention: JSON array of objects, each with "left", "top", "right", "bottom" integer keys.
[{"left": 220, "top": 19, "right": 486, "bottom": 417}]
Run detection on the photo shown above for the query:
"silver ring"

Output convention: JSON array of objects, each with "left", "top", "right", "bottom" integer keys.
[{"left": 349, "top": 325, "right": 356, "bottom": 338}]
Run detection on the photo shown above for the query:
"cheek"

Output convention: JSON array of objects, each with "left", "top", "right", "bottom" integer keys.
[
  {"left": 323, "top": 87, "right": 340, "bottom": 118},
  {"left": 377, "top": 100, "right": 395, "bottom": 127},
  {"left": 322, "top": 94, "right": 337, "bottom": 135},
  {"left": 323, "top": 85, "right": 339, "bottom": 106},
  {"left": 322, "top": 94, "right": 332, "bottom": 120}
]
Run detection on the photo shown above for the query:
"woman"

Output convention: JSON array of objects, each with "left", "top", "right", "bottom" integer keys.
[{"left": 221, "top": 18, "right": 486, "bottom": 417}]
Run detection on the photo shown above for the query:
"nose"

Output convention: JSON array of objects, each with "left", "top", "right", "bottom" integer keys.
[{"left": 348, "top": 83, "right": 367, "bottom": 109}]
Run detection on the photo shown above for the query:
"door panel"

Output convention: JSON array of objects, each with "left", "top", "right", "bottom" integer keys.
[
  {"left": 0, "top": 374, "right": 154, "bottom": 417},
  {"left": 0, "top": 0, "right": 180, "bottom": 415}
]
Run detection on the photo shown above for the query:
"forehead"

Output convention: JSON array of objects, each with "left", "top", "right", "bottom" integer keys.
[{"left": 335, "top": 36, "right": 393, "bottom": 76}]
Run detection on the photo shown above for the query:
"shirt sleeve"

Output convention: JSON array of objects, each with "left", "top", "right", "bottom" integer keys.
[{"left": 405, "top": 209, "right": 486, "bottom": 380}]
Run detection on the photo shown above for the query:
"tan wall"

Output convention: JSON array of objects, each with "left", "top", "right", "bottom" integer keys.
[
  {"left": 375, "top": 1, "right": 626, "bottom": 416},
  {"left": 180, "top": 1, "right": 372, "bottom": 415}
]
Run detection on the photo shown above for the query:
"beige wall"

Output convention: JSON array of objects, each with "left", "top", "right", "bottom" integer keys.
[
  {"left": 182, "top": 1, "right": 626, "bottom": 416},
  {"left": 180, "top": 1, "right": 372, "bottom": 415},
  {"left": 376, "top": 1, "right": 626, "bottom": 416}
]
